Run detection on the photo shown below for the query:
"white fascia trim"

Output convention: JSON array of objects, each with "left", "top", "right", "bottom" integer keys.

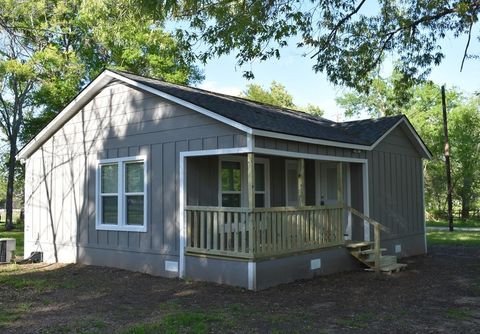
[
  {"left": 252, "top": 129, "right": 371, "bottom": 151},
  {"left": 17, "top": 72, "right": 114, "bottom": 161},
  {"left": 178, "top": 146, "right": 252, "bottom": 278},
  {"left": 253, "top": 147, "right": 368, "bottom": 163},
  {"left": 370, "top": 118, "right": 432, "bottom": 160},
  {"left": 362, "top": 161, "right": 370, "bottom": 241},
  {"left": 106, "top": 70, "right": 253, "bottom": 135}
]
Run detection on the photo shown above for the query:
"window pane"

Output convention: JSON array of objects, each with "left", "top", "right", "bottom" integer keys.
[
  {"left": 126, "top": 162, "right": 144, "bottom": 193},
  {"left": 222, "top": 194, "right": 241, "bottom": 207},
  {"left": 326, "top": 168, "right": 338, "bottom": 200},
  {"left": 287, "top": 168, "right": 298, "bottom": 206},
  {"left": 126, "top": 195, "right": 144, "bottom": 225},
  {"left": 102, "top": 196, "right": 118, "bottom": 224},
  {"left": 221, "top": 161, "right": 241, "bottom": 191},
  {"left": 101, "top": 164, "right": 118, "bottom": 193},
  {"left": 255, "top": 163, "right": 265, "bottom": 191},
  {"left": 255, "top": 193, "right": 265, "bottom": 208}
]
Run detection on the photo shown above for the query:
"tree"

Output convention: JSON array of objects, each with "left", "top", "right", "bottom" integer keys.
[
  {"left": 167, "top": 1, "right": 480, "bottom": 93},
  {"left": 337, "top": 77, "right": 480, "bottom": 219},
  {"left": 242, "top": 81, "right": 324, "bottom": 116},
  {"left": 0, "top": 0, "right": 202, "bottom": 230}
]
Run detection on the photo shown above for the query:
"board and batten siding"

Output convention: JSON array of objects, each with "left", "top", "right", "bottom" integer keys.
[
  {"left": 368, "top": 124, "right": 425, "bottom": 255},
  {"left": 24, "top": 82, "right": 247, "bottom": 275}
]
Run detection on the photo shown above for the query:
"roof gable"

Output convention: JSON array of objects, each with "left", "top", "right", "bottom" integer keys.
[{"left": 17, "top": 69, "right": 431, "bottom": 160}]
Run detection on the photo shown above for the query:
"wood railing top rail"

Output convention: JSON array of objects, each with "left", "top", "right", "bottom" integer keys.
[
  {"left": 346, "top": 206, "right": 390, "bottom": 233},
  {"left": 185, "top": 205, "right": 344, "bottom": 213}
]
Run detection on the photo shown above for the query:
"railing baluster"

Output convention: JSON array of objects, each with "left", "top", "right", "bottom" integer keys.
[{"left": 213, "top": 211, "right": 218, "bottom": 250}]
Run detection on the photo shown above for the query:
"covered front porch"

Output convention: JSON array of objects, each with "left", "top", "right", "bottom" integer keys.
[{"left": 184, "top": 153, "right": 386, "bottom": 268}]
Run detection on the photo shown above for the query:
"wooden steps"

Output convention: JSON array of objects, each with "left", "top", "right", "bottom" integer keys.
[{"left": 347, "top": 242, "right": 407, "bottom": 274}]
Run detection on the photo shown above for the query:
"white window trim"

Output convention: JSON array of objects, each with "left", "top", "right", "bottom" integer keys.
[
  {"left": 96, "top": 155, "right": 147, "bottom": 232},
  {"left": 285, "top": 159, "right": 299, "bottom": 206},
  {"left": 218, "top": 155, "right": 247, "bottom": 207},
  {"left": 254, "top": 157, "right": 270, "bottom": 208},
  {"left": 218, "top": 155, "right": 270, "bottom": 208}
]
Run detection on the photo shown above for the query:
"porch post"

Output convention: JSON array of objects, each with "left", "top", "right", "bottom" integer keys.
[
  {"left": 337, "top": 162, "right": 344, "bottom": 205},
  {"left": 297, "top": 159, "right": 305, "bottom": 207},
  {"left": 247, "top": 153, "right": 255, "bottom": 208}
]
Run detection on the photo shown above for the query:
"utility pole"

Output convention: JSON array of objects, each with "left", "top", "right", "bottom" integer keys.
[{"left": 441, "top": 85, "right": 454, "bottom": 232}]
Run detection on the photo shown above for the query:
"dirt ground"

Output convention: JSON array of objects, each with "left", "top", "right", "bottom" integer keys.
[{"left": 1, "top": 245, "right": 479, "bottom": 333}]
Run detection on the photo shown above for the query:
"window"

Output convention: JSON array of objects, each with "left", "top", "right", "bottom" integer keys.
[
  {"left": 254, "top": 159, "right": 269, "bottom": 208},
  {"left": 96, "top": 156, "right": 147, "bottom": 232},
  {"left": 219, "top": 156, "right": 269, "bottom": 208},
  {"left": 220, "top": 160, "right": 242, "bottom": 207}
]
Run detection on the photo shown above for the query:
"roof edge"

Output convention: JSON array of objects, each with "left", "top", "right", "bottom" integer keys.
[{"left": 370, "top": 115, "right": 433, "bottom": 159}]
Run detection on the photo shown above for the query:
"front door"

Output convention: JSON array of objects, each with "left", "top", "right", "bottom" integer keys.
[
  {"left": 285, "top": 160, "right": 299, "bottom": 207},
  {"left": 317, "top": 162, "right": 339, "bottom": 206}
]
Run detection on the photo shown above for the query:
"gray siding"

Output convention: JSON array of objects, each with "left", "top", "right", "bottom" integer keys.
[
  {"left": 187, "top": 156, "right": 219, "bottom": 206},
  {"left": 254, "top": 136, "right": 367, "bottom": 159},
  {"left": 24, "top": 82, "right": 247, "bottom": 271},
  {"left": 369, "top": 124, "right": 425, "bottom": 253}
]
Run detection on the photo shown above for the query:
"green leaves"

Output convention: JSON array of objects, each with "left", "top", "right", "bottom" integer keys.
[
  {"left": 167, "top": 0, "right": 480, "bottom": 92},
  {"left": 242, "top": 81, "right": 324, "bottom": 116}
]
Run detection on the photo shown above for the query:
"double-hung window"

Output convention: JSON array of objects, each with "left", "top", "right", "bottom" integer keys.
[
  {"left": 97, "top": 156, "right": 147, "bottom": 232},
  {"left": 220, "top": 159, "right": 243, "bottom": 207}
]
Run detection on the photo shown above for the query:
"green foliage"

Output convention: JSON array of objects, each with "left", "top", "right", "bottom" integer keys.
[
  {"left": 338, "top": 76, "right": 480, "bottom": 216},
  {"left": 242, "top": 81, "right": 324, "bottom": 116},
  {"left": 167, "top": 1, "right": 480, "bottom": 92}
]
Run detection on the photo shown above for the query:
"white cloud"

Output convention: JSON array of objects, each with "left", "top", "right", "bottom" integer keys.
[{"left": 197, "top": 81, "right": 243, "bottom": 97}]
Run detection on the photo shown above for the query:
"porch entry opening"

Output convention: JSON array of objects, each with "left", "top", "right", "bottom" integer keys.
[{"left": 185, "top": 155, "right": 361, "bottom": 260}]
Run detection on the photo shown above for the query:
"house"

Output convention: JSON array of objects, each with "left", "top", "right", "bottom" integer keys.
[{"left": 17, "top": 70, "right": 431, "bottom": 290}]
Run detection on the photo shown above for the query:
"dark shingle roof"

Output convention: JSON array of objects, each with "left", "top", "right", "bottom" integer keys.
[{"left": 112, "top": 70, "right": 404, "bottom": 146}]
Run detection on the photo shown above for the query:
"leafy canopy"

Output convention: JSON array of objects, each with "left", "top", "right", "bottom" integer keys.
[
  {"left": 242, "top": 81, "right": 324, "bottom": 116},
  {"left": 337, "top": 76, "right": 480, "bottom": 215},
  {"left": 165, "top": 0, "right": 480, "bottom": 92}
]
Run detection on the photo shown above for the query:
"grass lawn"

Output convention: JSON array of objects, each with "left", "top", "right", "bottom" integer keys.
[
  {"left": 426, "top": 218, "right": 480, "bottom": 228},
  {"left": 427, "top": 230, "right": 480, "bottom": 246}
]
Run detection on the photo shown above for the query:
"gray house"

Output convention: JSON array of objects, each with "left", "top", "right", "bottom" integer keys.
[{"left": 18, "top": 70, "right": 431, "bottom": 290}]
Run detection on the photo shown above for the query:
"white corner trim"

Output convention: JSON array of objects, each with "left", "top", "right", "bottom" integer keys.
[
  {"left": 106, "top": 71, "right": 253, "bottom": 135},
  {"left": 421, "top": 162, "right": 427, "bottom": 254},
  {"left": 248, "top": 261, "right": 256, "bottom": 290},
  {"left": 370, "top": 117, "right": 432, "bottom": 159},
  {"left": 362, "top": 161, "right": 370, "bottom": 241},
  {"left": 179, "top": 154, "right": 186, "bottom": 278}
]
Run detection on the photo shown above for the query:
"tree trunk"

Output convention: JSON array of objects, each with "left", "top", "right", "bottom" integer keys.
[
  {"left": 461, "top": 197, "right": 470, "bottom": 220},
  {"left": 441, "top": 85, "right": 454, "bottom": 232},
  {"left": 5, "top": 137, "right": 17, "bottom": 231}
]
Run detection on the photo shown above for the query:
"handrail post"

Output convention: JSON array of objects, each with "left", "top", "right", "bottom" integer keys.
[{"left": 374, "top": 224, "right": 380, "bottom": 273}]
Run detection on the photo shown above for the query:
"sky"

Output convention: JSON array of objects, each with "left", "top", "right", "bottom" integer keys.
[{"left": 194, "top": 33, "right": 480, "bottom": 122}]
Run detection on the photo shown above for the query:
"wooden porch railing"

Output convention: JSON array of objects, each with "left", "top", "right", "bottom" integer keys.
[
  {"left": 346, "top": 206, "right": 390, "bottom": 273},
  {"left": 185, "top": 205, "right": 345, "bottom": 259}
]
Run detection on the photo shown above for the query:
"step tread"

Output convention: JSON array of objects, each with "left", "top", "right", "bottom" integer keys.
[
  {"left": 357, "top": 248, "right": 387, "bottom": 255},
  {"left": 346, "top": 242, "right": 373, "bottom": 249}
]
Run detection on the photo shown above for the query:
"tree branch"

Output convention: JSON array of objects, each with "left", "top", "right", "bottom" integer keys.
[
  {"left": 310, "top": 0, "right": 367, "bottom": 59},
  {"left": 460, "top": 19, "right": 474, "bottom": 72}
]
